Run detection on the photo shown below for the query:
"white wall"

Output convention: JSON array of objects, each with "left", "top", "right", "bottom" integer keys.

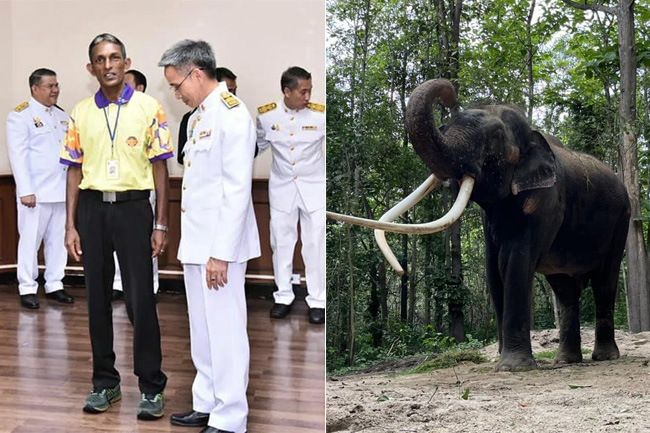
[{"left": 1, "top": 0, "right": 325, "bottom": 177}]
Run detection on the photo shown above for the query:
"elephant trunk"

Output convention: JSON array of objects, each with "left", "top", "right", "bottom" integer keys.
[{"left": 406, "top": 79, "right": 459, "bottom": 180}]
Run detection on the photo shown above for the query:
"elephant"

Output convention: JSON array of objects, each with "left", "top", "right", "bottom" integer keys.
[{"left": 328, "top": 79, "right": 631, "bottom": 372}]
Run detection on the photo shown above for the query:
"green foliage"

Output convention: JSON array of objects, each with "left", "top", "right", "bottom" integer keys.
[{"left": 535, "top": 350, "right": 557, "bottom": 360}]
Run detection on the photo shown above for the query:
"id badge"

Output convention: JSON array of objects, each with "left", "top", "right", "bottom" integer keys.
[{"left": 106, "top": 159, "right": 119, "bottom": 179}]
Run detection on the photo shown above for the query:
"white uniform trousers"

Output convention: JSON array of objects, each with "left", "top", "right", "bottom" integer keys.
[
  {"left": 16, "top": 202, "right": 67, "bottom": 295},
  {"left": 270, "top": 191, "right": 326, "bottom": 308},
  {"left": 184, "top": 262, "right": 249, "bottom": 433}
]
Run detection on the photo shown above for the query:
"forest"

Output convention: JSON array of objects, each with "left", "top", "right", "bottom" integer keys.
[{"left": 325, "top": 0, "right": 650, "bottom": 373}]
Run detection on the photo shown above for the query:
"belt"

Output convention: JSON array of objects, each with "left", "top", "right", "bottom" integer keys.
[{"left": 87, "top": 189, "right": 150, "bottom": 203}]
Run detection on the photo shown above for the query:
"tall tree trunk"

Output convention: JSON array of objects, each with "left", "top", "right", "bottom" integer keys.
[
  {"left": 408, "top": 232, "right": 418, "bottom": 323},
  {"left": 562, "top": 0, "right": 650, "bottom": 332},
  {"left": 526, "top": 0, "right": 536, "bottom": 122},
  {"left": 369, "top": 259, "right": 382, "bottom": 346},
  {"left": 380, "top": 260, "right": 388, "bottom": 321},
  {"left": 424, "top": 237, "right": 432, "bottom": 325},
  {"left": 399, "top": 49, "right": 410, "bottom": 322},
  {"left": 346, "top": 224, "right": 355, "bottom": 366},
  {"left": 617, "top": 0, "right": 650, "bottom": 332},
  {"left": 401, "top": 234, "right": 409, "bottom": 321},
  {"left": 364, "top": 196, "right": 382, "bottom": 346},
  {"left": 449, "top": 181, "right": 465, "bottom": 342}
]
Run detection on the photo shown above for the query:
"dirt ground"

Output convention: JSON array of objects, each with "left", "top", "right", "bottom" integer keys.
[{"left": 327, "top": 328, "right": 650, "bottom": 432}]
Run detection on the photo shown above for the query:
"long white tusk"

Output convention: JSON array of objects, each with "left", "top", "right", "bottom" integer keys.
[
  {"left": 374, "top": 175, "right": 441, "bottom": 275},
  {"left": 326, "top": 176, "right": 475, "bottom": 273}
]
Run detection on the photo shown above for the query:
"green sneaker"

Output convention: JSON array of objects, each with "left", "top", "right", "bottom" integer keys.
[
  {"left": 137, "top": 392, "right": 164, "bottom": 420},
  {"left": 83, "top": 384, "right": 122, "bottom": 413}
]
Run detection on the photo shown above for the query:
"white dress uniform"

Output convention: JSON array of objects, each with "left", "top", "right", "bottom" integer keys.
[
  {"left": 6, "top": 97, "right": 68, "bottom": 296},
  {"left": 178, "top": 83, "right": 260, "bottom": 433},
  {"left": 256, "top": 99, "right": 325, "bottom": 309}
]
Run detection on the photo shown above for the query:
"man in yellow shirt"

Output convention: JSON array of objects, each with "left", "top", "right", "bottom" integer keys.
[{"left": 60, "top": 33, "right": 172, "bottom": 420}]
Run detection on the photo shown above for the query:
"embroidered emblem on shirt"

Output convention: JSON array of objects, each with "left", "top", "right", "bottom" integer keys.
[
  {"left": 271, "top": 124, "right": 280, "bottom": 131},
  {"left": 220, "top": 92, "right": 240, "bottom": 109},
  {"left": 199, "top": 130, "right": 212, "bottom": 140},
  {"left": 127, "top": 136, "right": 139, "bottom": 147},
  {"left": 257, "top": 102, "right": 277, "bottom": 114},
  {"left": 33, "top": 117, "right": 44, "bottom": 128},
  {"left": 302, "top": 126, "right": 318, "bottom": 131},
  {"left": 306, "top": 102, "right": 325, "bottom": 113},
  {"left": 13, "top": 102, "right": 29, "bottom": 112}
]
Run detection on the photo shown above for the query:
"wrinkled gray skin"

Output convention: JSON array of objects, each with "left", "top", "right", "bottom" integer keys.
[{"left": 407, "top": 79, "right": 630, "bottom": 371}]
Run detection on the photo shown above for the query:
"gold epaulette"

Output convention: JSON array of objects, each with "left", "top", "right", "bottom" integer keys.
[
  {"left": 306, "top": 102, "right": 325, "bottom": 113},
  {"left": 13, "top": 102, "right": 29, "bottom": 112},
  {"left": 257, "top": 102, "right": 277, "bottom": 115},
  {"left": 220, "top": 92, "right": 240, "bottom": 109}
]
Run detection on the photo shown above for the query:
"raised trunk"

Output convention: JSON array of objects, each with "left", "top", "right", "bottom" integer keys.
[{"left": 405, "top": 80, "right": 459, "bottom": 180}]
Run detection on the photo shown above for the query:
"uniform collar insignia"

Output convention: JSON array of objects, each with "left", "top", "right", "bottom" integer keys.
[
  {"left": 199, "top": 83, "right": 229, "bottom": 113},
  {"left": 306, "top": 102, "right": 325, "bottom": 113},
  {"left": 94, "top": 83, "right": 135, "bottom": 108}
]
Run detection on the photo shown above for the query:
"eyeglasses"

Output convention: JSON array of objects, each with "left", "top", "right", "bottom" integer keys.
[
  {"left": 169, "top": 67, "right": 203, "bottom": 93},
  {"left": 38, "top": 83, "right": 60, "bottom": 90}
]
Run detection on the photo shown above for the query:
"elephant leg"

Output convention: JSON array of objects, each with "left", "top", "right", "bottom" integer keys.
[
  {"left": 546, "top": 274, "right": 583, "bottom": 364},
  {"left": 485, "top": 240, "right": 504, "bottom": 356},
  {"left": 590, "top": 223, "right": 626, "bottom": 361},
  {"left": 494, "top": 245, "right": 537, "bottom": 372}
]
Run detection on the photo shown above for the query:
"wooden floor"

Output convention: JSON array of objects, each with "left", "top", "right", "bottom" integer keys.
[{"left": 0, "top": 280, "right": 325, "bottom": 433}]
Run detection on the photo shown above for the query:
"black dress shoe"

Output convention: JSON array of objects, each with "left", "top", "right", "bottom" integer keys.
[
  {"left": 111, "top": 290, "right": 124, "bottom": 301},
  {"left": 270, "top": 303, "right": 291, "bottom": 319},
  {"left": 309, "top": 308, "right": 325, "bottom": 324},
  {"left": 46, "top": 289, "right": 74, "bottom": 303},
  {"left": 20, "top": 294, "right": 39, "bottom": 309},
  {"left": 170, "top": 410, "right": 209, "bottom": 427},
  {"left": 200, "top": 427, "right": 235, "bottom": 433}
]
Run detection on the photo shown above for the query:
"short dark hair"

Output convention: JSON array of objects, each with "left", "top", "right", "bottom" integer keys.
[
  {"left": 216, "top": 67, "right": 237, "bottom": 82},
  {"left": 281, "top": 66, "right": 311, "bottom": 92},
  {"left": 88, "top": 33, "right": 126, "bottom": 62},
  {"left": 126, "top": 69, "right": 147, "bottom": 92},
  {"left": 158, "top": 40, "right": 217, "bottom": 80},
  {"left": 29, "top": 68, "right": 56, "bottom": 89}
]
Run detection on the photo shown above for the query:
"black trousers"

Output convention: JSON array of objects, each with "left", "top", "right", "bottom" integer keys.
[{"left": 77, "top": 190, "right": 167, "bottom": 394}]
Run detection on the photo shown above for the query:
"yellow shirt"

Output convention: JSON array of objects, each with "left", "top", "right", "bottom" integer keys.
[{"left": 59, "top": 84, "right": 173, "bottom": 191}]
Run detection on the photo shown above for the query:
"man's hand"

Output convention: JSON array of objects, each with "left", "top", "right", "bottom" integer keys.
[
  {"left": 206, "top": 258, "right": 228, "bottom": 289},
  {"left": 151, "top": 229, "right": 168, "bottom": 257},
  {"left": 20, "top": 194, "right": 36, "bottom": 208},
  {"left": 65, "top": 227, "right": 83, "bottom": 261}
]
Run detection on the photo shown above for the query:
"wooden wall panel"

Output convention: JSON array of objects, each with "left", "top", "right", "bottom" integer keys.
[
  {"left": 0, "top": 175, "right": 304, "bottom": 283},
  {"left": 0, "top": 178, "right": 17, "bottom": 266}
]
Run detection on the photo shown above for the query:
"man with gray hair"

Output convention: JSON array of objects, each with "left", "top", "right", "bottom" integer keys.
[{"left": 159, "top": 40, "right": 259, "bottom": 433}]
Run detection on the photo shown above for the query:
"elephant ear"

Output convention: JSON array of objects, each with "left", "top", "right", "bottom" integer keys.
[{"left": 511, "top": 130, "right": 557, "bottom": 196}]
